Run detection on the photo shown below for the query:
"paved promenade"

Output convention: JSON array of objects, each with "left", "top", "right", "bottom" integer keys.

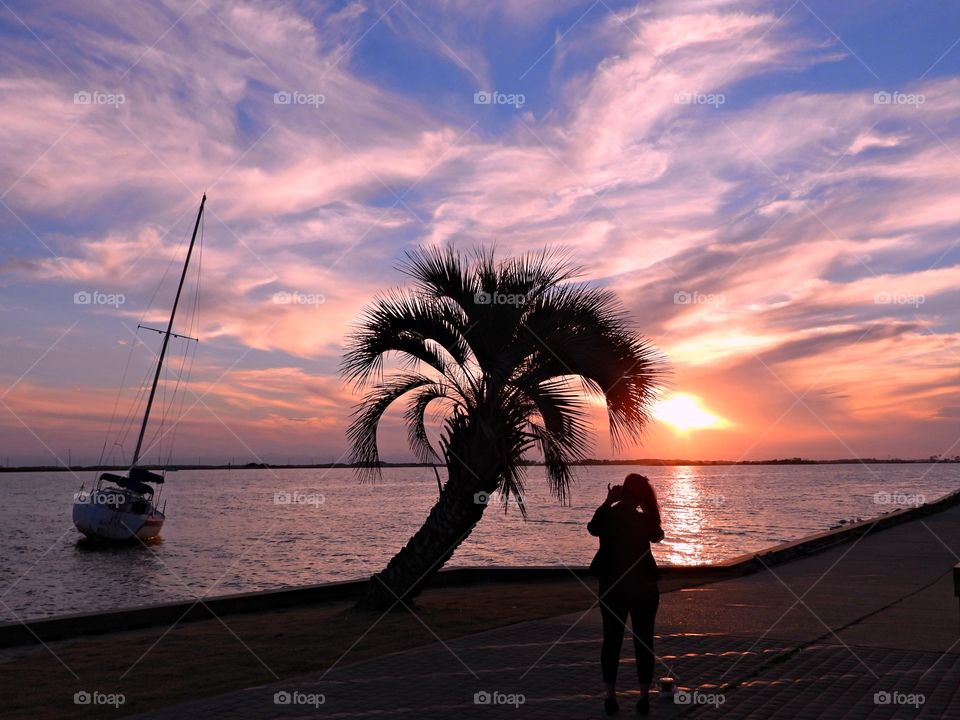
[{"left": 132, "top": 502, "right": 960, "bottom": 719}]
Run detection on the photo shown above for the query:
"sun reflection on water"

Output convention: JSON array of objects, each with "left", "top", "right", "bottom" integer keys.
[{"left": 657, "top": 466, "right": 708, "bottom": 565}]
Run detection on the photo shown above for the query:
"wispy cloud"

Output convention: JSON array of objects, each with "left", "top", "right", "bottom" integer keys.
[{"left": 1, "top": 0, "right": 958, "bottom": 463}]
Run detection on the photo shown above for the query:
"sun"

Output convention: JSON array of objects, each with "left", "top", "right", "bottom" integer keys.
[{"left": 652, "top": 393, "right": 730, "bottom": 433}]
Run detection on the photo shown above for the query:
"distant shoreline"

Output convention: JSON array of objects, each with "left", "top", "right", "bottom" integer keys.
[{"left": 2, "top": 457, "right": 958, "bottom": 473}]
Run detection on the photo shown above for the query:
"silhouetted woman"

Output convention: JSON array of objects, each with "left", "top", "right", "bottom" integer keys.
[{"left": 588, "top": 473, "right": 664, "bottom": 716}]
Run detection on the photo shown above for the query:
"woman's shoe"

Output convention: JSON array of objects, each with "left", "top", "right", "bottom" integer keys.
[
  {"left": 604, "top": 696, "right": 619, "bottom": 715},
  {"left": 636, "top": 696, "right": 650, "bottom": 715}
]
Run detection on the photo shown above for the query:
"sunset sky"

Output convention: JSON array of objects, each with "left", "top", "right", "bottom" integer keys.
[{"left": 1, "top": 0, "right": 959, "bottom": 466}]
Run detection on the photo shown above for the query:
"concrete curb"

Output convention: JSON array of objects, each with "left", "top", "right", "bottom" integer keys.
[
  {"left": 721, "top": 486, "right": 960, "bottom": 571},
  {"left": 2, "top": 488, "right": 958, "bottom": 648}
]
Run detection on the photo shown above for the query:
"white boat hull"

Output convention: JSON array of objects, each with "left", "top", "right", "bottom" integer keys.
[{"left": 72, "top": 500, "right": 165, "bottom": 541}]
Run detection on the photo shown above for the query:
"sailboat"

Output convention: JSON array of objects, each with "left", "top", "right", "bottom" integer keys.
[{"left": 73, "top": 194, "right": 206, "bottom": 541}]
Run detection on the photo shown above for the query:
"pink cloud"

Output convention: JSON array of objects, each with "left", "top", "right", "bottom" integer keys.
[{"left": 2, "top": 0, "right": 958, "bottom": 463}]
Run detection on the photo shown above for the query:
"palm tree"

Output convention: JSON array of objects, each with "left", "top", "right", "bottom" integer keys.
[{"left": 341, "top": 247, "right": 666, "bottom": 610}]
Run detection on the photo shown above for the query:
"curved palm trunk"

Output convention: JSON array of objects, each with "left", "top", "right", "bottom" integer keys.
[{"left": 355, "top": 467, "right": 489, "bottom": 610}]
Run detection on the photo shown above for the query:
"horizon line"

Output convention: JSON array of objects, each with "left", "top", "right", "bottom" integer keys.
[{"left": 3, "top": 455, "right": 959, "bottom": 473}]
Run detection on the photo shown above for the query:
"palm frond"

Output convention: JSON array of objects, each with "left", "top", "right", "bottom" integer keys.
[
  {"left": 516, "top": 283, "right": 669, "bottom": 447},
  {"left": 404, "top": 384, "right": 458, "bottom": 463},
  {"left": 527, "top": 423, "right": 578, "bottom": 506},
  {"left": 510, "top": 379, "right": 591, "bottom": 504},
  {"left": 347, "top": 373, "right": 437, "bottom": 482},
  {"left": 341, "top": 291, "right": 474, "bottom": 386}
]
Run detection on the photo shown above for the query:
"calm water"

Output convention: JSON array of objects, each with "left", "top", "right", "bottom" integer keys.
[{"left": 1, "top": 464, "right": 957, "bottom": 621}]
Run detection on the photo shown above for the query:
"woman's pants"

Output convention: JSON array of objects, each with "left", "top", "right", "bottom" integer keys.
[{"left": 599, "top": 584, "right": 660, "bottom": 685}]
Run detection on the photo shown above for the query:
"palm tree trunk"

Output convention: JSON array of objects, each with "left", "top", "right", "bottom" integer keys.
[{"left": 355, "top": 468, "right": 489, "bottom": 610}]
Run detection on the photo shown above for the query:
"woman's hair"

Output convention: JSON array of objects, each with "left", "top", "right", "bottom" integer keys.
[{"left": 623, "top": 473, "right": 661, "bottom": 524}]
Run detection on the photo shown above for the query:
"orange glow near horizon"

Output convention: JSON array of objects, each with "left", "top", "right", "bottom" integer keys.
[{"left": 652, "top": 393, "right": 731, "bottom": 434}]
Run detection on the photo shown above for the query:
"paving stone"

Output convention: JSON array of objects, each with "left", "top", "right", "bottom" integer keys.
[{"left": 130, "top": 504, "right": 960, "bottom": 719}]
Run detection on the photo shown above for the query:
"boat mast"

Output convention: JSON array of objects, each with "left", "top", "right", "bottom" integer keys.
[{"left": 131, "top": 193, "right": 206, "bottom": 467}]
